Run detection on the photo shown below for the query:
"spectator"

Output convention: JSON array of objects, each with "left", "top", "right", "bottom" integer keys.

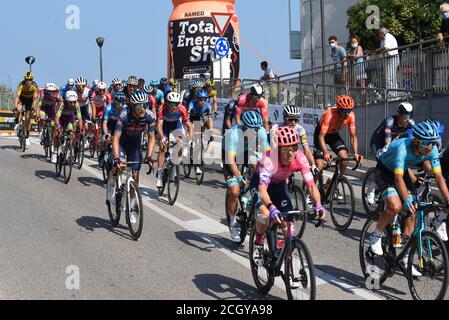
[
  {"left": 375, "top": 27, "right": 399, "bottom": 99},
  {"left": 260, "top": 61, "right": 277, "bottom": 104},
  {"left": 347, "top": 35, "right": 367, "bottom": 89},
  {"left": 328, "top": 35, "right": 347, "bottom": 86},
  {"left": 437, "top": 3, "right": 449, "bottom": 42}
]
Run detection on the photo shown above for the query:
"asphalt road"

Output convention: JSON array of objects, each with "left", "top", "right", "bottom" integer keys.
[{"left": 0, "top": 135, "right": 446, "bottom": 300}]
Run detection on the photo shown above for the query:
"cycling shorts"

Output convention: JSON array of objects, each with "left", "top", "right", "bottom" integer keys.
[
  {"left": 162, "top": 121, "right": 184, "bottom": 140},
  {"left": 80, "top": 105, "right": 91, "bottom": 122},
  {"left": 119, "top": 143, "right": 142, "bottom": 173},
  {"left": 313, "top": 127, "right": 347, "bottom": 160},
  {"left": 250, "top": 173, "right": 293, "bottom": 213},
  {"left": 375, "top": 162, "right": 414, "bottom": 201},
  {"left": 19, "top": 97, "right": 33, "bottom": 112}
]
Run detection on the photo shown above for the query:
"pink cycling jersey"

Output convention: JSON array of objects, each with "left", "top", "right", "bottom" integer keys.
[{"left": 258, "top": 150, "right": 314, "bottom": 188}]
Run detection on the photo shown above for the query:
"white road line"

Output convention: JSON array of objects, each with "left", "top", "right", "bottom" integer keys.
[{"left": 24, "top": 137, "right": 383, "bottom": 300}]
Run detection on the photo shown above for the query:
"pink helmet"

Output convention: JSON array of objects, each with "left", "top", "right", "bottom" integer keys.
[{"left": 277, "top": 126, "right": 299, "bottom": 147}]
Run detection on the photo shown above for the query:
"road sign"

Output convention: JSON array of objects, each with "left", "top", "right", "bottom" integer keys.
[
  {"left": 215, "top": 37, "right": 230, "bottom": 58},
  {"left": 211, "top": 12, "right": 233, "bottom": 36}
]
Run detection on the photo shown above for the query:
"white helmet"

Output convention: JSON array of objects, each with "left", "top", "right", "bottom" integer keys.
[
  {"left": 167, "top": 92, "right": 181, "bottom": 104},
  {"left": 65, "top": 91, "right": 78, "bottom": 102},
  {"left": 251, "top": 84, "right": 264, "bottom": 97},
  {"left": 75, "top": 77, "right": 87, "bottom": 86},
  {"left": 45, "top": 83, "right": 58, "bottom": 91},
  {"left": 130, "top": 90, "right": 148, "bottom": 104},
  {"left": 97, "top": 81, "right": 107, "bottom": 90},
  {"left": 67, "top": 78, "right": 75, "bottom": 86},
  {"left": 283, "top": 105, "right": 301, "bottom": 118},
  {"left": 112, "top": 77, "right": 121, "bottom": 85}
]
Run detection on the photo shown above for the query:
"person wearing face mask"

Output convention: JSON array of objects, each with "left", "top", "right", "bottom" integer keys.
[
  {"left": 346, "top": 35, "right": 367, "bottom": 89},
  {"left": 375, "top": 27, "right": 399, "bottom": 99},
  {"left": 328, "top": 35, "right": 347, "bottom": 86},
  {"left": 438, "top": 3, "right": 449, "bottom": 42}
]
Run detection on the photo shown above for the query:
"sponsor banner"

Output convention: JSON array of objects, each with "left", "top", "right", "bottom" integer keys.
[
  {"left": 0, "top": 110, "right": 39, "bottom": 134},
  {"left": 299, "top": 108, "right": 322, "bottom": 146}
]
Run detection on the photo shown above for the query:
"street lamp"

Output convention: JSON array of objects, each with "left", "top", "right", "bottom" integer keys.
[
  {"left": 96, "top": 37, "right": 105, "bottom": 82},
  {"left": 25, "top": 56, "right": 36, "bottom": 72}
]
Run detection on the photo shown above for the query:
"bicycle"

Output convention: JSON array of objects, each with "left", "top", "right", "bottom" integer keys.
[
  {"left": 85, "top": 119, "right": 100, "bottom": 158},
  {"left": 106, "top": 161, "right": 144, "bottom": 241},
  {"left": 359, "top": 200, "right": 449, "bottom": 300},
  {"left": 307, "top": 156, "right": 360, "bottom": 231},
  {"left": 183, "top": 127, "right": 213, "bottom": 185},
  {"left": 157, "top": 141, "right": 181, "bottom": 206},
  {"left": 54, "top": 129, "right": 74, "bottom": 184},
  {"left": 17, "top": 111, "right": 30, "bottom": 153},
  {"left": 101, "top": 145, "right": 113, "bottom": 184},
  {"left": 249, "top": 210, "right": 316, "bottom": 300},
  {"left": 73, "top": 126, "right": 85, "bottom": 170},
  {"left": 40, "top": 118, "right": 53, "bottom": 159}
]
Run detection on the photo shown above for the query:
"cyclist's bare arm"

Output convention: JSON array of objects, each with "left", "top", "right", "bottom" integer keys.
[
  {"left": 102, "top": 120, "right": 109, "bottom": 136},
  {"left": 157, "top": 120, "right": 164, "bottom": 141},
  {"left": 112, "top": 132, "right": 121, "bottom": 161},
  {"left": 90, "top": 102, "right": 97, "bottom": 121},
  {"left": 303, "top": 145, "right": 315, "bottom": 167},
  {"left": 146, "top": 131, "right": 156, "bottom": 161}
]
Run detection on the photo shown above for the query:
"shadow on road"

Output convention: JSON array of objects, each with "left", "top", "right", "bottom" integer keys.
[
  {"left": 192, "top": 273, "right": 281, "bottom": 300},
  {"left": 78, "top": 176, "right": 105, "bottom": 188},
  {"left": 0, "top": 145, "right": 22, "bottom": 152},
  {"left": 35, "top": 170, "right": 61, "bottom": 182},
  {"left": 182, "top": 177, "right": 227, "bottom": 189},
  {"left": 21, "top": 153, "right": 49, "bottom": 163},
  {"left": 76, "top": 215, "right": 133, "bottom": 241}
]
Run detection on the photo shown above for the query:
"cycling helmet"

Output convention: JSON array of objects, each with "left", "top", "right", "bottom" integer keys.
[
  {"left": 412, "top": 122, "right": 440, "bottom": 141},
  {"left": 397, "top": 102, "right": 413, "bottom": 116},
  {"left": 127, "top": 76, "right": 138, "bottom": 86},
  {"left": 143, "top": 85, "right": 153, "bottom": 95},
  {"left": 197, "top": 89, "right": 209, "bottom": 100},
  {"left": 167, "top": 92, "right": 181, "bottom": 104},
  {"left": 150, "top": 80, "right": 159, "bottom": 87},
  {"left": 242, "top": 111, "right": 263, "bottom": 129},
  {"left": 169, "top": 78, "right": 177, "bottom": 86},
  {"left": 160, "top": 77, "right": 168, "bottom": 85},
  {"left": 97, "top": 82, "right": 107, "bottom": 90},
  {"left": 24, "top": 72, "right": 34, "bottom": 81},
  {"left": 45, "top": 83, "right": 58, "bottom": 91},
  {"left": 92, "top": 80, "right": 99, "bottom": 87},
  {"left": 283, "top": 105, "right": 301, "bottom": 119},
  {"left": 205, "top": 79, "right": 215, "bottom": 87},
  {"left": 65, "top": 91, "right": 78, "bottom": 102},
  {"left": 188, "top": 79, "right": 196, "bottom": 88},
  {"left": 67, "top": 79, "right": 75, "bottom": 86},
  {"left": 425, "top": 119, "right": 444, "bottom": 135},
  {"left": 114, "top": 92, "right": 126, "bottom": 104},
  {"left": 75, "top": 77, "right": 87, "bottom": 86},
  {"left": 277, "top": 126, "right": 300, "bottom": 147},
  {"left": 336, "top": 95, "right": 355, "bottom": 110},
  {"left": 250, "top": 84, "right": 264, "bottom": 98},
  {"left": 112, "top": 77, "right": 121, "bottom": 85},
  {"left": 130, "top": 90, "right": 148, "bottom": 104},
  {"left": 138, "top": 78, "right": 145, "bottom": 84}
]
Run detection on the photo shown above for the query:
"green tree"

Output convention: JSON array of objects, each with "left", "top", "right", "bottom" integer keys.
[{"left": 347, "top": 0, "right": 441, "bottom": 51}]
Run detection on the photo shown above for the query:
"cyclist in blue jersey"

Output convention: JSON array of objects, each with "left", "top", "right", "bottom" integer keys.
[
  {"left": 110, "top": 90, "right": 156, "bottom": 202},
  {"left": 369, "top": 122, "right": 449, "bottom": 275},
  {"left": 222, "top": 111, "right": 270, "bottom": 242},
  {"left": 60, "top": 79, "right": 75, "bottom": 98},
  {"left": 182, "top": 79, "right": 202, "bottom": 107},
  {"left": 188, "top": 89, "right": 213, "bottom": 130},
  {"left": 370, "top": 102, "right": 415, "bottom": 159},
  {"left": 99, "top": 92, "right": 126, "bottom": 168},
  {"left": 149, "top": 80, "right": 165, "bottom": 116},
  {"left": 159, "top": 77, "right": 173, "bottom": 96}
]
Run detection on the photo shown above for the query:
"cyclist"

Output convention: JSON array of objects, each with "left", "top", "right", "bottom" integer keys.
[
  {"left": 99, "top": 92, "right": 126, "bottom": 168},
  {"left": 271, "top": 105, "right": 317, "bottom": 171},
  {"left": 149, "top": 80, "right": 165, "bottom": 116},
  {"left": 181, "top": 79, "right": 202, "bottom": 107},
  {"left": 235, "top": 84, "right": 270, "bottom": 131},
  {"left": 370, "top": 102, "right": 415, "bottom": 159},
  {"left": 138, "top": 78, "right": 145, "bottom": 90},
  {"left": 60, "top": 79, "right": 75, "bottom": 98},
  {"left": 369, "top": 122, "right": 449, "bottom": 275},
  {"left": 222, "top": 99, "right": 238, "bottom": 135},
  {"left": 159, "top": 77, "right": 172, "bottom": 96},
  {"left": 109, "top": 90, "right": 156, "bottom": 207},
  {"left": 156, "top": 92, "right": 193, "bottom": 188},
  {"left": 74, "top": 77, "right": 92, "bottom": 142},
  {"left": 314, "top": 95, "right": 363, "bottom": 175},
  {"left": 54, "top": 91, "right": 84, "bottom": 156},
  {"left": 223, "top": 111, "right": 270, "bottom": 243},
  {"left": 252, "top": 126, "right": 327, "bottom": 269},
  {"left": 144, "top": 85, "right": 157, "bottom": 113},
  {"left": 169, "top": 78, "right": 178, "bottom": 93},
  {"left": 204, "top": 79, "right": 218, "bottom": 118},
  {"left": 14, "top": 72, "right": 39, "bottom": 146},
  {"left": 123, "top": 76, "right": 139, "bottom": 104},
  {"left": 89, "top": 80, "right": 99, "bottom": 101},
  {"left": 35, "top": 83, "right": 63, "bottom": 145},
  {"left": 108, "top": 77, "right": 123, "bottom": 100},
  {"left": 90, "top": 81, "right": 112, "bottom": 123}
]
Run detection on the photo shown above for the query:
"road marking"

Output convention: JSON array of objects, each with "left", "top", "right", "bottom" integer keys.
[{"left": 24, "top": 137, "right": 383, "bottom": 300}]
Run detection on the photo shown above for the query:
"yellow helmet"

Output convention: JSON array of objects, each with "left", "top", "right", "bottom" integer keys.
[
  {"left": 169, "top": 78, "right": 177, "bottom": 86},
  {"left": 205, "top": 79, "right": 215, "bottom": 87},
  {"left": 24, "top": 72, "right": 34, "bottom": 81}
]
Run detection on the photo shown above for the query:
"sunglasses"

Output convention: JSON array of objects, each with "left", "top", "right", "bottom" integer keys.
[
  {"left": 329, "top": 41, "right": 335, "bottom": 44},
  {"left": 198, "top": 98, "right": 207, "bottom": 102},
  {"left": 168, "top": 102, "right": 178, "bottom": 107},
  {"left": 286, "top": 118, "right": 299, "bottom": 123},
  {"left": 416, "top": 140, "right": 436, "bottom": 148},
  {"left": 280, "top": 145, "right": 299, "bottom": 153},
  {"left": 134, "top": 103, "right": 146, "bottom": 111},
  {"left": 340, "top": 109, "right": 353, "bottom": 115}
]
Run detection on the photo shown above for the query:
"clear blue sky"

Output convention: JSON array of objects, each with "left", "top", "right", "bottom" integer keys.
[{"left": 0, "top": 0, "right": 299, "bottom": 89}]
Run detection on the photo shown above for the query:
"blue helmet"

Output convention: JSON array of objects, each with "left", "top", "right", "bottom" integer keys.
[
  {"left": 425, "top": 119, "right": 445, "bottom": 135},
  {"left": 114, "top": 92, "right": 126, "bottom": 104},
  {"left": 197, "top": 89, "right": 208, "bottom": 99},
  {"left": 150, "top": 80, "right": 159, "bottom": 87},
  {"left": 412, "top": 122, "right": 440, "bottom": 141},
  {"left": 242, "top": 111, "right": 263, "bottom": 129}
]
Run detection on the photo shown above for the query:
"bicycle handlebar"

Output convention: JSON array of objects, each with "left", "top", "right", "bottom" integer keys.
[{"left": 325, "top": 156, "right": 361, "bottom": 171}]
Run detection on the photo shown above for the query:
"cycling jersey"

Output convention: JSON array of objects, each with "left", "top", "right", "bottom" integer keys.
[
  {"left": 152, "top": 89, "right": 165, "bottom": 106},
  {"left": 37, "top": 94, "right": 63, "bottom": 120},
  {"left": 235, "top": 93, "right": 268, "bottom": 120},
  {"left": 76, "top": 87, "right": 90, "bottom": 106},
  {"left": 56, "top": 102, "right": 82, "bottom": 130},
  {"left": 160, "top": 85, "right": 173, "bottom": 96},
  {"left": 115, "top": 106, "right": 156, "bottom": 147},
  {"left": 158, "top": 104, "right": 189, "bottom": 123},
  {"left": 17, "top": 81, "right": 39, "bottom": 99},
  {"left": 370, "top": 115, "right": 415, "bottom": 154},
  {"left": 181, "top": 88, "right": 197, "bottom": 107},
  {"left": 380, "top": 138, "right": 442, "bottom": 176},
  {"left": 148, "top": 95, "right": 156, "bottom": 112},
  {"left": 188, "top": 99, "right": 211, "bottom": 121},
  {"left": 272, "top": 122, "right": 309, "bottom": 148},
  {"left": 108, "top": 86, "right": 123, "bottom": 100},
  {"left": 90, "top": 92, "right": 113, "bottom": 118},
  {"left": 222, "top": 100, "right": 237, "bottom": 131},
  {"left": 103, "top": 103, "right": 124, "bottom": 133},
  {"left": 317, "top": 108, "right": 356, "bottom": 136},
  {"left": 205, "top": 87, "right": 217, "bottom": 104},
  {"left": 441, "top": 147, "right": 449, "bottom": 180}
]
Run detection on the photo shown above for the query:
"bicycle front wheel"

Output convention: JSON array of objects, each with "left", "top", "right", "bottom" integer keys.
[
  {"left": 126, "top": 180, "right": 144, "bottom": 241},
  {"left": 249, "top": 226, "right": 274, "bottom": 295},
  {"left": 285, "top": 238, "right": 316, "bottom": 300},
  {"left": 408, "top": 231, "right": 449, "bottom": 300},
  {"left": 361, "top": 168, "right": 383, "bottom": 218},
  {"left": 167, "top": 165, "right": 180, "bottom": 205},
  {"left": 63, "top": 144, "right": 73, "bottom": 184},
  {"left": 290, "top": 186, "right": 308, "bottom": 239},
  {"left": 329, "top": 176, "right": 355, "bottom": 231},
  {"left": 77, "top": 136, "right": 85, "bottom": 169},
  {"left": 183, "top": 164, "right": 192, "bottom": 178}
]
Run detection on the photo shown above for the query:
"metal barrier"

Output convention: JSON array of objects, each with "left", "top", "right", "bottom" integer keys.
[{"left": 0, "top": 93, "right": 15, "bottom": 111}]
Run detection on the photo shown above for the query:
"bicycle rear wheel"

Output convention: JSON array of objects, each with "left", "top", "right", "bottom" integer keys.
[
  {"left": 362, "top": 168, "right": 383, "bottom": 218},
  {"left": 285, "top": 238, "right": 316, "bottom": 300},
  {"left": 126, "top": 180, "right": 144, "bottom": 241},
  {"left": 167, "top": 165, "right": 180, "bottom": 205},
  {"left": 183, "top": 164, "right": 192, "bottom": 178},
  {"left": 77, "top": 136, "right": 85, "bottom": 169},
  {"left": 408, "top": 231, "right": 449, "bottom": 300},
  {"left": 107, "top": 179, "right": 122, "bottom": 227},
  {"left": 290, "top": 186, "right": 308, "bottom": 238},
  {"left": 63, "top": 144, "right": 73, "bottom": 184},
  {"left": 329, "top": 176, "right": 355, "bottom": 231},
  {"left": 249, "top": 226, "right": 274, "bottom": 295},
  {"left": 55, "top": 147, "right": 62, "bottom": 177},
  {"left": 44, "top": 128, "right": 52, "bottom": 159}
]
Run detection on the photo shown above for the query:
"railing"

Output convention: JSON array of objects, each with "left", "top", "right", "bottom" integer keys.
[{"left": 0, "top": 93, "right": 15, "bottom": 111}]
